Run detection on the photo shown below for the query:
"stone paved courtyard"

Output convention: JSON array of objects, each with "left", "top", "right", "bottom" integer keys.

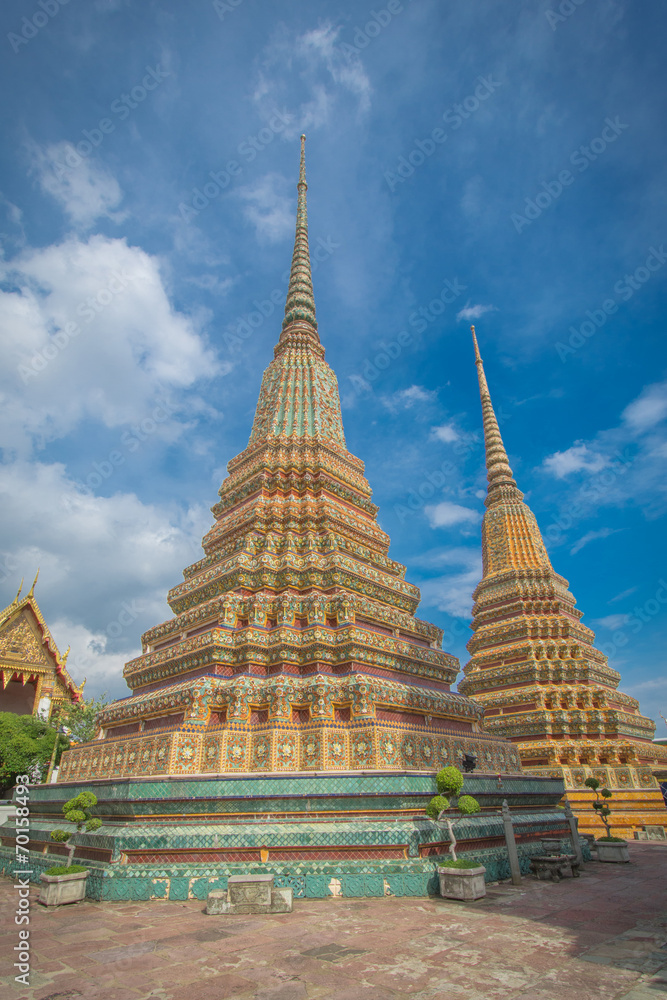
[{"left": 1, "top": 843, "right": 666, "bottom": 1000}]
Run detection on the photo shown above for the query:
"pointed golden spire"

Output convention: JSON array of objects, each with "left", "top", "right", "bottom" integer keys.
[
  {"left": 27, "top": 567, "right": 40, "bottom": 598},
  {"left": 14, "top": 578, "right": 24, "bottom": 605},
  {"left": 282, "top": 134, "right": 318, "bottom": 333},
  {"left": 471, "top": 326, "right": 522, "bottom": 506}
]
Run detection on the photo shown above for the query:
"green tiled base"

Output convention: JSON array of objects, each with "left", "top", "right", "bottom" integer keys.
[
  {"left": 0, "top": 770, "right": 578, "bottom": 900},
  {"left": 0, "top": 839, "right": 590, "bottom": 901}
]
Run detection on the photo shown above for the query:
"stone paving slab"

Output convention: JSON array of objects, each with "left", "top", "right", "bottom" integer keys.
[{"left": 1, "top": 843, "right": 665, "bottom": 1000}]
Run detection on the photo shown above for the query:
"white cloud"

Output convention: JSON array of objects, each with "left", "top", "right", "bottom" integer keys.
[
  {"left": 543, "top": 443, "right": 608, "bottom": 478},
  {"left": 28, "top": 141, "right": 125, "bottom": 230},
  {"left": 252, "top": 21, "right": 372, "bottom": 136},
  {"left": 424, "top": 502, "right": 480, "bottom": 529},
  {"left": 622, "top": 380, "right": 667, "bottom": 433},
  {"left": 570, "top": 527, "right": 620, "bottom": 555},
  {"left": 0, "top": 233, "right": 221, "bottom": 453},
  {"left": 430, "top": 423, "right": 459, "bottom": 444},
  {"left": 383, "top": 385, "right": 436, "bottom": 412},
  {"left": 238, "top": 174, "right": 293, "bottom": 244},
  {"left": 0, "top": 459, "right": 211, "bottom": 699},
  {"left": 298, "top": 22, "right": 372, "bottom": 114},
  {"left": 418, "top": 548, "right": 482, "bottom": 618},
  {"left": 456, "top": 302, "right": 498, "bottom": 322},
  {"left": 608, "top": 586, "right": 638, "bottom": 604},
  {"left": 592, "top": 614, "right": 630, "bottom": 631}
]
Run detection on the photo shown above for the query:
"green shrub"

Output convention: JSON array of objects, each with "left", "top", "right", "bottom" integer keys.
[
  {"left": 438, "top": 858, "right": 481, "bottom": 869},
  {"left": 425, "top": 795, "right": 449, "bottom": 819},
  {"left": 584, "top": 777, "right": 615, "bottom": 838},
  {"left": 426, "top": 766, "right": 481, "bottom": 862},
  {"left": 44, "top": 864, "right": 88, "bottom": 876},
  {"left": 50, "top": 791, "right": 101, "bottom": 868},
  {"left": 436, "top": 767, "right": 464, "bottom": 797},
  {"left": 597, "top": 836, "right": 626, "bottom": 843}
]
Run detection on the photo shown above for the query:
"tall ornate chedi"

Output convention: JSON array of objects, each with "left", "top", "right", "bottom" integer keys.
[
  {"left": 59, "top": 139, "right": 520, "bottom": 784},
  {"left": 459, "top": 327, "right": 667, "bottom": 836}
]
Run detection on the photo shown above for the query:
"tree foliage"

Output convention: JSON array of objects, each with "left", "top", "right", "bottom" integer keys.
[
  {"left": 427, "top": 766, "right": 481, "bottom": 861},
  {"left": 50, "top": 791, "right": 102, "bottom": 867},
  {"left": 584, "top": 776, "right": 615, "bottom": 838},
  {"left": 0, "top": 713, "right": 69, "bottom": 793},
  {"left": 57, "top": 694, "right": 108, "bottom": 744}
]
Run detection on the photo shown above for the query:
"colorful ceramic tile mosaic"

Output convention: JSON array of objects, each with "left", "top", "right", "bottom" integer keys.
[
  {"left": 57, "top": 139, "right": 520, "bottom": 784},
  {"left": 459, "top": 328, "right": 667, "bottom": 836}
]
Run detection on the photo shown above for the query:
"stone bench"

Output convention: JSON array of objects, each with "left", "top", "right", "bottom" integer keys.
[
  {"left": 206, "top": 874, "right": 293, "bottom": 915},
  {"left": 530, "top": 855, "right": 580, "bottom": 882}
]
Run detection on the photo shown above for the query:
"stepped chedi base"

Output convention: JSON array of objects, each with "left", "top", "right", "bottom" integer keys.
[
  {"left": 0, "top": 140, "right": 572, "bottom": 902},
  {"left": 59, "top": 138, "right": 520, "bottom": 784},
  {"left": 459, "top": 328, "right": 667, "bottom": 838}
]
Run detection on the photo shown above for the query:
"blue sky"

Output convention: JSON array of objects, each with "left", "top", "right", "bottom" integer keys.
[{"left": 1, "top": 0, "right": 665, "bottom": 729}]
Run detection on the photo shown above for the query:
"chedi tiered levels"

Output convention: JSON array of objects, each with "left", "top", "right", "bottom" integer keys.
[
  {"left": 459, "top": 329, "right": 667, "bottom": 837},
  {"left": 59, "top": 138, "right": 519, "bottom": 784}
]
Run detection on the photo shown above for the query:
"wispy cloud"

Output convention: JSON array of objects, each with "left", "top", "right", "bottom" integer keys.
[
  {"left": 237, "top": 174, "right": 293, "bottom": 244},
  {"left": 456, "top": 302, "right": 498, "bottom": 322},
  {"left": 430, "top": 423, "right": 459, "bottom": 444},
  {"left": 382, "top": 385, "right": 437, "bottom": 412},
  {"left": 570, "top": 526, "right": 620, "bottom": 555},
  {"left": 622, "top": 380, "right": 667, "bottom": 433},
  {"left": 592, "top": 613, "right": 630, "bottom": 631},
  {"left": 28, "top": 140, "right": 125, "bottom": 230},
  {"left": 608, "top": 586, "right": 638, "bottom": 604}
]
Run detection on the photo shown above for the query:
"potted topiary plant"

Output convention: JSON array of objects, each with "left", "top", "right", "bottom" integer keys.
[
  {"left": 584, "top": 777, "right": 629, "bottom": 863},
  {"left": 426, "top": 766, "right": 485, "bottom": 899},
  {"left": 39, "top": 791, "right": 102, "bottom": 905}
]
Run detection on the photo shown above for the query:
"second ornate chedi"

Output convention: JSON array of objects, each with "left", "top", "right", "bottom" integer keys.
[
  {"left": 459, "top": 329, "right": 667, "bottom": 836},
  {"left": 59, "top": 139, "right": 519, "bottom": 783}
]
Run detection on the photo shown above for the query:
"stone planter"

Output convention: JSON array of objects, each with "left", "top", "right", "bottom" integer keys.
[
  {"left": 596, "top": 840, "right": 630, "bottom": 864},
  {"left": 437, "top": 865, "right": 486, "bottom": 900},
  {"left": 39, "top": 870, "right": 88, "bottom": 906}
]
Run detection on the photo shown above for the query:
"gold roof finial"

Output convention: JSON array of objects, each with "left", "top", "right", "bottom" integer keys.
[
  {"left": 14, "top": 578, "right": 24, "bottom": 604},
  {"left": 471, "top": 327, "right": 521, "bottom": 506},
  {"left": 27, "top": 567, "right": 40, "bottom": 598}
]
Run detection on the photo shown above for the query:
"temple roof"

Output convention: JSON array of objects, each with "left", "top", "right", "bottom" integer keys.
[{"left": 0, "top": 575, "right": 83, "bottom": 704}]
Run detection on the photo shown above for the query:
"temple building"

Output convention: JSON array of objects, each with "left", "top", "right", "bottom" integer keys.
[
  {"left": 0, "top": 575, "right": 83, "bottom": 719},
  {"left": 459, "top": 328, "right": 667, "bottom": 837},
  {"left": 58, "top": 137, "right": 521, "bottom": 784}
]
